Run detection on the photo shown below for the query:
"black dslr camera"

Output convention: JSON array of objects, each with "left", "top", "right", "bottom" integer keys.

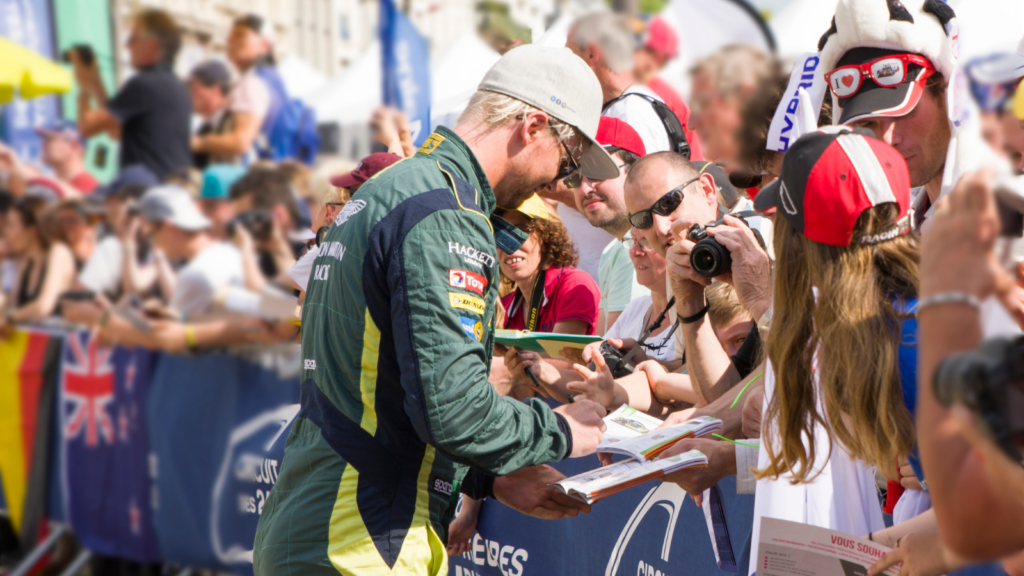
[
  {"left": 591, "top": 298, "right": 680, "bottom": 379},
  {"left": 599, "top": 341, "right": 634, "bottom": 379},
  {"left": 61, "top": 44, "right": 95, "bottom": 67},
  {"left": 227, "top": 210, "right": 274, "bottom": 242},
  {"left": 934, "top": 335, "right": 1024, "bottom": 463},
  {"left": 687, "top": 212, "right": 766, "bottom": 278}
]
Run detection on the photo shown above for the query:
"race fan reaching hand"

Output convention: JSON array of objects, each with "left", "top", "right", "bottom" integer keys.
[{"left": 569, "top": 353, "right": 620, "bottom": 409}]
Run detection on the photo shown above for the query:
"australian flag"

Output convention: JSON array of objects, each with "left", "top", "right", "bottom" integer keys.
[{"left": 59, "top": 331, "right": 161, "bottom": 562}]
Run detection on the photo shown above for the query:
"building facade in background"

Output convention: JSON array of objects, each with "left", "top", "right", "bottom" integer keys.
[{"left": 116, "top": 0, "right": 497, "bottom": 79}]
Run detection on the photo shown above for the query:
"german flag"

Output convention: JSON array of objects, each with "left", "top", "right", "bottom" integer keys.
[{"left": 0, "top": 329, "right": 61, "bottom": 548}]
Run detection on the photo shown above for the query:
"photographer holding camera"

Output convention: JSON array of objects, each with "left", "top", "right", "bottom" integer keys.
[
  {"left": 624, "top": 151, "right": 771, "bottom": 405},
  {"left": 227, "top": 167, "right": 305, "bottom": 291},
  {"left": 73, "top": 9, "right": 191, "bottom": 180},
  {"left": 917, "top": 168, "right": 1024, "bottom": 563}
]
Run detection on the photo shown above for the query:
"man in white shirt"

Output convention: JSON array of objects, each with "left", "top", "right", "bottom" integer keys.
[
  {"left": 567, "top": 12, "right": 672, "bottom": 154},
  {"left": 139, "top": 185, "right": 244, "bottom": 317}
]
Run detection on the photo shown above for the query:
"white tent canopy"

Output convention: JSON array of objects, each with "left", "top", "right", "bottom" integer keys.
[
  {"left": 307, "top": 40, "right": 382, "bottom": 126},
  {"left": 278, "top": 55, "right": 328, "bottom": 99},
  {"left": 431, "top": 32, "right": 501, "bottom": 130}
]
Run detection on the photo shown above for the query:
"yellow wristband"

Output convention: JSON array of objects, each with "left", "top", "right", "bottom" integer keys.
[{"left": 184, "top": 323, "right": 198, "bottom": 350}]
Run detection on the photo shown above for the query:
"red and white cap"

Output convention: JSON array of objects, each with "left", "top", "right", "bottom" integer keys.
[
  {"left": 754, "top": 127, "right": 911, "bottom": 247},
  {"left": 595, "top": 116, "right": 646, "bottom": 158}
]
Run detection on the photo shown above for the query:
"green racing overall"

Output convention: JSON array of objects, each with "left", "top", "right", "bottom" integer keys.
[{"left": 253, "top": 127, "right": 571, "bottom": 575}]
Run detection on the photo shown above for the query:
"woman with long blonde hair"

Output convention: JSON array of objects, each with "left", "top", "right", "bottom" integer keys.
[{"left": 749, "top": 128, "right": 925, "bottom": 557}]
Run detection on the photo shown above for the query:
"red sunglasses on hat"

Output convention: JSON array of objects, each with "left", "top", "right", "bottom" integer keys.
[{"left": 825, "top": 53, "right": 937, "bottom": 99}]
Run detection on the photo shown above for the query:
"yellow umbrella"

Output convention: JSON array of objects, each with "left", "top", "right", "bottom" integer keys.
[{"left": 0, "top": 37, "right": 73, "bottom": 104}]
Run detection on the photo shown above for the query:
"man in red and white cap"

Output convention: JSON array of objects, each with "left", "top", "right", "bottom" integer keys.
[
  {"left": 633, "top": 17, "right": 705, "bottom": 161},
  {"left": 572, "top": 116, "right": 650, "bottom": 333}
]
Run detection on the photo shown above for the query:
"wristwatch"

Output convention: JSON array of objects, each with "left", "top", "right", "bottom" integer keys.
[{"left": 756, "top": 306, "right": 772, "bottom": 331}]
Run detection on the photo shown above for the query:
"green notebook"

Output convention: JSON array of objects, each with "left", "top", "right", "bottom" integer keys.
[{"left": 493, "top": 330, "right": 603, "bottom": 357}]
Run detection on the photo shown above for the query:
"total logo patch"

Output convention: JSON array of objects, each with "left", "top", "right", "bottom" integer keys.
[
  {"left": 449, "top": 269, "right": 487, "bottom": 296},
  {"left": 449, "top": 292, "right": 485, "bottom": 316},
  {"left": 459, "top": 316, "right": 484, "bottom": 342}
]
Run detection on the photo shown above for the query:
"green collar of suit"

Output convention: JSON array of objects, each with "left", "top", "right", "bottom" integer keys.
[{"left": 416, "top": 126, "right": 496, "bottom": 216}]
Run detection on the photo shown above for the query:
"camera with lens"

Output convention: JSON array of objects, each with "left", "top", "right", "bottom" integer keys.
[
  {"left": 934, "top": 335, "right": 1024, "bottom": 463},
  {"left": 227, "top": 210, "right": 273, "bottom": 242},
  {"left": 61, "top": 44, "right": 95, "bottom": 67},
  {"left": 599, "top": 341, "right": 634, "bottom": 379},
  {"left": 687, "top": 213, "right": 765, "bottom": 278}
]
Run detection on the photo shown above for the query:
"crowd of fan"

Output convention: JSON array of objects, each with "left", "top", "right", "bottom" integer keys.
[{"left": 2, "top": 3, "right": 1024, "bottom": 575}]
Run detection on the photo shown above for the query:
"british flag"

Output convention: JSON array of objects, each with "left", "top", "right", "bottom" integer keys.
[
  {"left": 60, "top": 331, "right": 161, "bottom": 562},
  {"left": 63, "top": 331, "right": 115, "bottom": 447}
]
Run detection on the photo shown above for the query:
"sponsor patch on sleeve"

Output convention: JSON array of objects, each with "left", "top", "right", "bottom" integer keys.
[
  {"left": 459, "top": 316, "right": 483, "bottom": 341},
  {"left": 449, "top": 292, "right": 486, "bottom": 315},
  {"left": 449, "top": 269, "right": 487, "bottom": 296}
]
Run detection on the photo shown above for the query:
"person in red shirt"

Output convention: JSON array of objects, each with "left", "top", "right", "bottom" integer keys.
[
  {"left": 0, "top": 121, "right": 98, "bottom": 199},
  {"left": 36, "top": 121, "right": 98, "bottom": 194},
  {"left": 498, "top": 194, "right": 600, "bottom": 336},
  {"left": 633, "top": 17, "right": 705, "bottom": 162}
]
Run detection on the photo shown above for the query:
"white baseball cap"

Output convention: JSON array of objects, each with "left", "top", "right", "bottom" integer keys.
[
  {"left": 478, "top": 44, "right": 620, "bottom": 181},
  {"left": 140, "top": 185, "right": 211, "bottom": 231}
]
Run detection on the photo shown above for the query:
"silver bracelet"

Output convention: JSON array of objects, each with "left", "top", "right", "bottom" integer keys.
[{"left": 915, "top": 291, "right": 982, "bottom": 318}]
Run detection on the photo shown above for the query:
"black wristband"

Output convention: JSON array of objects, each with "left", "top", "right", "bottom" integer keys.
[
  {"left": 680, "top": 301, "right": 710, "bottom": 324},
  {"left": 554, "top": 412, "right": 574, "bottom": 460},
  {"left": 460, "top": 468, "right": 496, "bottom": 500}
]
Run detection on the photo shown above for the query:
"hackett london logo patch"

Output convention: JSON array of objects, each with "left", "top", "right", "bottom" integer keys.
[
  {"left": 449, "top": 293, "right": 485, "bottom": 315},
  {"left": 449, "top": 269, "right": 487, "bottom": 296}
]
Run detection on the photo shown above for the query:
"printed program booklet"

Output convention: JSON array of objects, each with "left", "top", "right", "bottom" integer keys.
[
  {"left": 550, "top": 406, "right": 722, "bottom": 504},
  {"left": 493, "top": 330, "right": 603, "bottom": 357},
  {"left": 756, "top": 518, "right": 897, "bottom": 576},
  {"left": 599, "top": 408, "right": 723, "bottom": 461}
]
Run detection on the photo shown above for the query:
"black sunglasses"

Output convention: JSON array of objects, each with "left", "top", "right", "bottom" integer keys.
[
  {"left": 563, "top": 162, "right": 627, "bottom": 190},
  {"left": 628, "top": 176, "right": 700, "bottom": 229},
  {"left": 555, "top": 137, "right": 580, "bottom": 181}
]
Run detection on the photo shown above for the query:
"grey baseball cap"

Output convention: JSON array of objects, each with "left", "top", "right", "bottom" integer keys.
[{"left": 478, "top": 44, "right": 620, "bottom": 181}]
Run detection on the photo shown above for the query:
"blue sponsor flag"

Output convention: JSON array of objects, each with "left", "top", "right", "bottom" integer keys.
[
  {"left": 59, "top": 332, "right": 161, "bottom": 562},
  {"left": 0, "top": 0, "right": 60, "bottom": 163},
  {"left": 147, "top": 350, "right": 300, "bottom": 575},
  {"left": 381, "top": 0, "right": 431, "bottom": 146}
]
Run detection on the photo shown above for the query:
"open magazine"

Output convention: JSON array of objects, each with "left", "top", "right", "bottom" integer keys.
[
  {"left": 493, "top": 330, "right": 603, "bottom": 357},
  {"left": 550, "top": 406, "right": 723, "bottom": 504}
]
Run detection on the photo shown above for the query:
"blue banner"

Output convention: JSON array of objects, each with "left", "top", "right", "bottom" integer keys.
[
  {"left": 448, "top": 458, "right": 754, "bottom": 576},
  {"left": 381, "top": 0, "right": 431, "bottom": 147},
  {"left": 146, "top": 350, "right": 300, "bottom": 575},
  {"left": 58, "top": 331, "right": 161, "bottom": 563},
  {"left": 0, "top": 0, "right": 61, "bottom": 163}
]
